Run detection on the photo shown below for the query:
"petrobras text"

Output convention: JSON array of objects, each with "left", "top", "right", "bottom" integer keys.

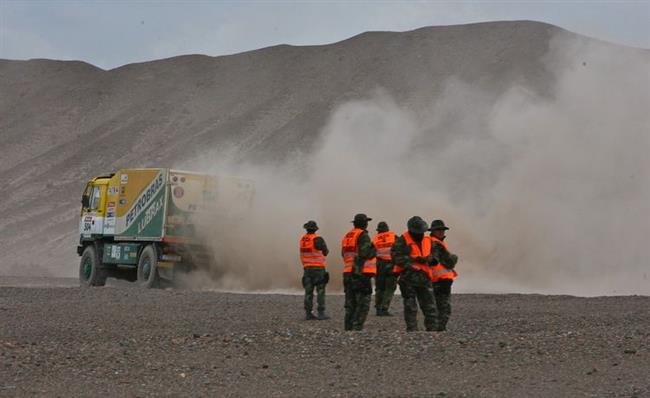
[{"left": 126, "top": 172, "right": 164, "bottom": 227}]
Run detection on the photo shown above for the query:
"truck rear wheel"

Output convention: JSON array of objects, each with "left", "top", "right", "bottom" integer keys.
[
  {"left": 79, "top": 245, "right": 107, "bottom": 287},
  {"left": 137, "top": 245, "right": 159, "bottom": 288}
]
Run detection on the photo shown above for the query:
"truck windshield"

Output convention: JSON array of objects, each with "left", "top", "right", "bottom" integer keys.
[{"left": 89, "top": 186, "right": 101, "bottom": 210}]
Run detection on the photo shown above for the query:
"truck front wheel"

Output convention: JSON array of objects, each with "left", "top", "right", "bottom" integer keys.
[
  {"left": 137, "top": 245, "right": 159, "bottom": 288},
  {"left": 79, "top": 245, "right": 107, "bottom": 287}
]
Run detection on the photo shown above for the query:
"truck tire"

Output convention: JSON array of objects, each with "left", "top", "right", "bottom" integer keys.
[
  {"left": 79, "top": 245, "right": 107, "bottom": 287},
  {"left": 137, "top": 245, "right": 159, "bottom": 288}
]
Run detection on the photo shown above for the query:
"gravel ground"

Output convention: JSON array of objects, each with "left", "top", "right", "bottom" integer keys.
[{"left": 0, "top": 278, "right": 648, "bottom": 397}]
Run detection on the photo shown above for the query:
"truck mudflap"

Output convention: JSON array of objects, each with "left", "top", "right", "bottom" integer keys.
[
  {"left": 154, "top": 245, "right": 213, "bottom": 280},
  {"left": 160, "top": 243, "right": 214, "bottom": 270},
  {"left": 156, "top": 261, "right": 176, "bottom": 281}
]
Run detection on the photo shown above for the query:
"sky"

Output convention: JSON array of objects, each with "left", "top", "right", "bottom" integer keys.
[{"left": 1, "top": 1, "right": 649, "bottom": 70}]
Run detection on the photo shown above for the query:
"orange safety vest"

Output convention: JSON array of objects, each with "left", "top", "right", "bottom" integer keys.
[
  {"left": 373, "top": 231, "right": 396, "bottom": 261},
  {"left": 341, "top": 228, "right": 377, "bottom": 275},
  {"left": 429, "top": 236, "right": 457, "bottom": 282},
  {"left": 299, "top": 233, "right": 326, "bottom": 268},
  {"left": 392, "top": 231, "right": 432, "bottom": 278}
]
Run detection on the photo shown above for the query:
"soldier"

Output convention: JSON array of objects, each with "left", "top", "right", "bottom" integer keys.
[
  {"left": 372, "top": 221, "right": 397, "bottom": 316},
  {"left": 341, "top": 213, "right": 377, "bottom": 331},
  {"left": 299, "top": 220, "right": 330, "bottom": 320},
  {"left": 391, "top": 216, "right": 439, "bottom": 332},
  {"left": 429, "top": 219, "right": 458, "bottom": 331}
]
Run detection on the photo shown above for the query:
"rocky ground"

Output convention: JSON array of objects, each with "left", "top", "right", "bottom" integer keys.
[{"left": 0, "top": 277, "right": 648, "bottom": 397}]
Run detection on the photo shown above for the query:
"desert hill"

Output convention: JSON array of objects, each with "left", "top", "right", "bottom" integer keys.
[{"left": 0, "top": 20, "right": 647, "bottom": 283}]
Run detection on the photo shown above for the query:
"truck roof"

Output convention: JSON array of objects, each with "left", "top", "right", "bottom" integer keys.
[
  {"left": 110, "top": 168, "right": 210, "bottom": 176},
  {"left": 89, "top": 173, "right": 115, "bottom": 183}
]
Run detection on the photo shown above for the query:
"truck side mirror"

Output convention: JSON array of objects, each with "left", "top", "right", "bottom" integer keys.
[{"left": 81, "top": 195, "right": 90, "bottom": 208}]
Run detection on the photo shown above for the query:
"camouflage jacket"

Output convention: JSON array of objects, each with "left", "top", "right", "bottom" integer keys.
[
  {"left": 391, "top": 235, "right": 437, "bottom": 271},
  {"left": 357, "top": 230, "right": 376, "bottom": 267},
  {"left": 431, "top": 238, "right": 458, "bottom": 270},
  {"left": 314, "top": 236, "right": 329, "bottom": 256}
]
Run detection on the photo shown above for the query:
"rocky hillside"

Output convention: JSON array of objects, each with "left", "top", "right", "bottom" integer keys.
[{"left": 0, "top": 20, "right": 645, "bottom": 278}]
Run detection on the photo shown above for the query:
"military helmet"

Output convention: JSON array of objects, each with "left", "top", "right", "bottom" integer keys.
[
  {"left": 429, "top": 219, "right": 449, "bottom": 231},
  {"left": 407, "top": 216, "right": 429, "bottom": 234},
  {"left": 351, "top": 213, "right": 372, "bottom": 223},
  {"left": 303, "top": 220, "right": 319, "bottom": 231},
  {"left": 376, "top": 221, "right": 389, "bottom": 232}
]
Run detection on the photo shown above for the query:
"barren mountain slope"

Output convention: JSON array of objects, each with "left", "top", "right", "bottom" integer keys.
[{"left": 0, "top": 20, "right": 645, "bottom": 277}]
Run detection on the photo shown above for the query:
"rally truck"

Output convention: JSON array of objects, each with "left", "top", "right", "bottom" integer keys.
[{"left": 77, "top": 168, "right": 253, "bottom": 288}]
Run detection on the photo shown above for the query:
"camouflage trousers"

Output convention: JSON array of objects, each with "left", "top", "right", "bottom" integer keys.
[
  {"left": 343, "top": 273, "right": 373, "bottom": 331},
  {"left": 433, "top": 279, "right": 453, "bottom": 330},
  {"left": 398, "top": 270, "right": 438, "bottom": 331},
  {"left": 374, "top": 260, "right": 397, "bottom": 311},
  {"left": 302, "top": 267, "right": 328, "bottom": 313}
]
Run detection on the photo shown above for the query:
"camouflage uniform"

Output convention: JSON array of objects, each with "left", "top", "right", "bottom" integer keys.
[
  {"left": 374, "top": 258, "right": 397, "bottom": 315},
  {"left": 343, "top": 272, "right": 373, "bottom": 331},
  {"left": 430, "top": 219, "right": 458, "bottom": 331},
  {"left": 303, "top": 265, "right": 328, "bottom": 316},
  {"left": 343, "top": 214, "right": 376, "bottom": 331},
  {"left": 430, "top": 246, "right": 457, "bottom": 329},
  {"left": 392, "top": 217, "right": 438, "bottom": 332},
  {"left": 374, "top": 222, "right": 397, "bottom": 316},
  {"left": 301, "top": 221, "right": 330, "bottom": 320}
]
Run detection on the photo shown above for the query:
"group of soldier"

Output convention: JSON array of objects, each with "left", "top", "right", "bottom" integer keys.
[{"left": 299, "top": 213, "right": 458, "bottom": 332}]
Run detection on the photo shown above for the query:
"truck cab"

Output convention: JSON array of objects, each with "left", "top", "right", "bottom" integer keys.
[{"left": 80, "top": 176, "right": 112, "bottom": 237}]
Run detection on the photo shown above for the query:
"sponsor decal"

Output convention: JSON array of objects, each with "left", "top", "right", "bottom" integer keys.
[
  {"left": 107, "top": 201, "right": 116, "bottom": 217},
  {"left": 82, "top": 215, "right": 93, "bottom": 232},
  {"left": 120, "top": 174, "right": 128, "bottom": 184},
  {"left": 108, "top": 187, "right": 119, "bottom": 195},
  {"left": 119, "top": 198, "right": 127, "bottom": 205},
  {"left": 111, "top": 245, "right": 121, "bottom": 259},
  {"left": 126, "top": 172, "right": 164, "bottom": 228},
  {"left": 138, "top": 197, "right": 163, "bottom": 234},
  {"left": 107, "top": 202, "right": 116, "bottom": 217}
]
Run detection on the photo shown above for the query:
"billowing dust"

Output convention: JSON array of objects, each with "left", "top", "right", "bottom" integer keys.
[{"left": 178, "top": 36, "right": 650, "bottom": 296}]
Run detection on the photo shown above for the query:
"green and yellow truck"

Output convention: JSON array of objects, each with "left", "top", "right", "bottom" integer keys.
[{"left": 77, "top": 168, "right": 253, "bottom": 288}]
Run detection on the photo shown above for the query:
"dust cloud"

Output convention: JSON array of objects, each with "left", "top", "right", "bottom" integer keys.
[{"left": 182, "top": 36, "right": 650, "bottom": 296}]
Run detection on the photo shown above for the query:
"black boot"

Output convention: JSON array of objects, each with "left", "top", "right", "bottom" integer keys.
[
  {"left": 317, "top": 310, "right": 330, "bottom": 320},
  {"left": 305, "top": 311, "right": 317, "bottom": 320},
  {"left": 377, "top": 309, "right": 393, "bottom": 317}
]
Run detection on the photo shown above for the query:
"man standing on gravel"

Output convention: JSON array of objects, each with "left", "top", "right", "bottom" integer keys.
[
  {"left": 372, "top": 221, "right": 397, "bottom": 316},
  {"left": 391, "top": 216, "right": 439, "bottom": 332},
  {"left": 341, "top": 213, "right": 377, "bottom": 331},
  {"left": 429, "top": 219, "right": 458, "bottom": 331},
  {"left": 300, "top": 220, "right": 330, "bottom": 320}
]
